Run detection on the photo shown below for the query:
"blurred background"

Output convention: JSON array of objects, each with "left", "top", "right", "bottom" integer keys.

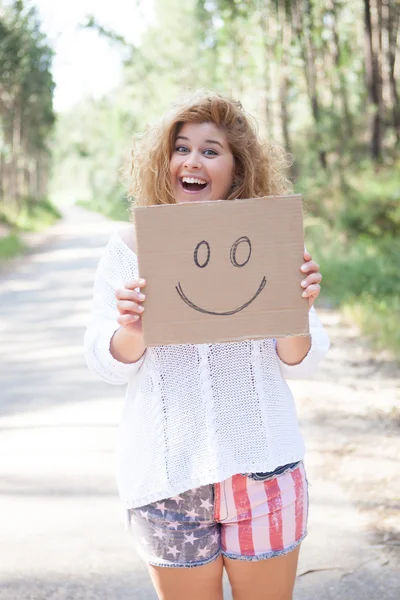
[
  {"left": 0, "top": 1, "right": 399, "bottom": 598},
  {"left": 1, "top": 0, "right": 399, "bottom": 355}
]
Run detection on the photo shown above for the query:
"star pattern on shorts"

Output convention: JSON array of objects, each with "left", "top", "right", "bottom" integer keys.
[
  {"left": 210, "top": 531, "right": 219, "bottom": 545},
  {"left": 197, "top": 546, "right": 210, "bottom": 558},
  {"left": 200, "top": 497, "right": 213, "bottom": 510},
  {"left": 155, "top": 501, "right": 167, "bottom": 515},
  {"left": 167, "top": 545, "right": 180, "bottom": 558},
  {"left": 153, "top": 528, "right": 167, "bottom": 540},
  {"left": 170, "top": 494, "right": 183, "bottom": 505},
  {"left": 183, "top": 532, "right": 197, "bottom": 545},
  {"left": 185, "top": 508, "right": 199, "bottom": 519},
  {"left": 131, "top": 483, "right": 218, "bottom": 565}
]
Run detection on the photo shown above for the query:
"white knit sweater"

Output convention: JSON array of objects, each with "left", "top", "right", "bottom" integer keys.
[{"left": 84, "top": 233, "right": 330, "bottom": 509}]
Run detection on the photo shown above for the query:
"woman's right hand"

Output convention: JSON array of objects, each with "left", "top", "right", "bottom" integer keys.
[{"left": 115, "top": 278, "right": 146, "bottom": 334}]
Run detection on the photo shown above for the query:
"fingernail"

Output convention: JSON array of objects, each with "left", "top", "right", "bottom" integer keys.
[
  {"left": 132, "top": 315, "right": 139, "bottom": 321},
  {"left": 137, "top": 305, "right": 144, "bottom": 313},
  {"left": 138, "top": 293, "right": 146, "bottom": 301},
  {"left": 302, "top": 291, "right": 307, "bottom": 297},
  {"left": 138, "top": 278, "right": 146, "bottom": 285},
  {"left": 301, "top": 279, "right": 307, "bottom": 287},
  {"left": 301, "top": 265, "right": 308, "bottom": 272}
]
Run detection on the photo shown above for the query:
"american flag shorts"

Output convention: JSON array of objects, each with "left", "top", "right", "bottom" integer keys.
[{"left": 127, "top": 461, "right": 309, "bottom": 568}]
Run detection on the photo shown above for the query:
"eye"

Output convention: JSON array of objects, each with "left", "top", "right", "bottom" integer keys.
[
  {"left": 204, "top": 149, "right": 218, "bottom": 156},
  {"left": 175, "top": 145, "right": 189, "bottom": 153},
  {"left": 194, "top": 240, "right": 210, "bottom": 268},
  {"left": 230, "top": 236, "right": 252, "bottom": 267}
]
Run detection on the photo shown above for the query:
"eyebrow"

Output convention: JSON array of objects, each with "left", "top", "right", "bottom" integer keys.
[{"left": 176, "top": 136, "right": 224, "bottom": 149}]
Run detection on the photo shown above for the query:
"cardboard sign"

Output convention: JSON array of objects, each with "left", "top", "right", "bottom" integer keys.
[{"left": 134, "top": 195, "right": 309, "bottom": 347}]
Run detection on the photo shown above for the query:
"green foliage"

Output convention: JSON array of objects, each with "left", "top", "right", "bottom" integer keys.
[
  {"left": 50, "top": 95, "right": 136, "bottom": 208},
  {"left": 298, "top": 162, "right": 400, "bottom": 235},
  {"left": 0, "top": 1, "right": 55, "bottom": 145},
  {"left": 304, "top": 179, "right": 400, "bottom": 357},
  {"left": 0, "top": 196, "right": 61, "bottom": 232},
  {"left": 306, "top": 233, "right": 400, "bottom": 304},
  {"left": 0, "top": 0, "right": 55, "bottom": 216},
  {"left": 339, "top": 163, "right": 400, "bottom": 237},
  {"left": 0, "top": 194, "right": 60, "bottom": 261},
  {"left": 344, "top": 295, "right": 400, "bottom": 356},
  {"left": 0, "top": 232, "right": 25, "bottom": 260},
  {"left": 77, "top": 194, "right": 131, "bottom": 222}
]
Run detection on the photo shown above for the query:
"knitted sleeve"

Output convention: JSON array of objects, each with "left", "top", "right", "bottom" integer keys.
[
  {"left": 83, "top": 234, "right": 145, "bottom": 385},
  {"left": 275, "top": 305, "right": 330, "bottom": 379}
]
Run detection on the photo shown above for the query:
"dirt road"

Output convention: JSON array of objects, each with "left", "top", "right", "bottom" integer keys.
[{"left": 0, "top": 206, "right": 398, "bottom": 599}]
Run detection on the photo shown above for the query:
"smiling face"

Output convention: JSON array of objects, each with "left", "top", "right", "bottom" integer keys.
[
  {"left": 134, "top": 194, "right": 307, "bottom": 346},
  {"left": 175, "top": 236, "right": 267, "bottom": 315},
  {"left": 169, "top": 122, "right": 235, "bottom": 203}
]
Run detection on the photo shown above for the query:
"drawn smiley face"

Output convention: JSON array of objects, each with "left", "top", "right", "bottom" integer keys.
[{"left": 175, "top": 236, "right": 267, "bottom": 316}]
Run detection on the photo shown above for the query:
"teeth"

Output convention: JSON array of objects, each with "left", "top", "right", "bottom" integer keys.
[{"left": 181, "top": 177, "right": 207, "bottom": 185}]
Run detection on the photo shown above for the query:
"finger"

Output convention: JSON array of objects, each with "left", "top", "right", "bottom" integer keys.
[
  {"left": 125, "top": 278, "right": 146, "bottom": 290},
  {"left": 301, "top": 260, "right": 320, "bottom": 274},
  {"left": 302, "top": 284, "right": 321, "bottom": 298},
  {"left": 303, "top": 250, "right": 312, "bottom": 261},
  {"left": 117, "top": 313, "right": 140, "bottom": 326},
  {"left": 115, "top": 288, "right": 146, "bottom": 302},
  {"left": 116, "top": 300, "right": 144, "bottom": 314},
  {"left": 300, "top": 272, "right": 322, "bottom": 288}
]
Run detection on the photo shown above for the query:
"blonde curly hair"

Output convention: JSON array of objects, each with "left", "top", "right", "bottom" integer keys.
[{"left": 126, "top": 91, "right": 292, "bottom": 208}]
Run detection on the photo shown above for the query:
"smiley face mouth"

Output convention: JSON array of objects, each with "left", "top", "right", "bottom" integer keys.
[{"left": 175, "top": 276, "right": 267, "bottom": 316}]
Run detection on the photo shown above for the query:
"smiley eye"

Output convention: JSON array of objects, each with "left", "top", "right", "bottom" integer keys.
[
  {"left": 194, "top": 240, "right": 210, "bottom": 268},
  {"left": 230, "top": 236, "right": 252, "bottom": 267}
]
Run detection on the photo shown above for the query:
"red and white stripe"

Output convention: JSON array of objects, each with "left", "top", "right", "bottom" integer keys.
[{"left": 214, "top": 463, "right": 308, "bottom": 556}]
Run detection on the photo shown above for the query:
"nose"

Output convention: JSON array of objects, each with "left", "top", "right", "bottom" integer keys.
[{"left": 183, "top": 152, "right": 202, "bottom": 169}]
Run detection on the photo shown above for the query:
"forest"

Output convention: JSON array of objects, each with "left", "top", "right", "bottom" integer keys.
[{"left": 1, "top": 0, "right": 399, "bottom": 354}]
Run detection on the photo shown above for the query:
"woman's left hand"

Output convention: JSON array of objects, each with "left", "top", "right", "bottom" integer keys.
[{"left": 300, "top": 250, "right": 322, "bottom": 308}]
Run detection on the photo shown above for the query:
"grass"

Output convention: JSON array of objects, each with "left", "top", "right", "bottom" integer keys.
[
  {"left": 309, "top": 242, "right": 400, "bottom": 358},
  {"left": 0, "top": 233, "right": 26, "bottom": 260},
  {"left": 1, "top": 197, "right": 61, "bottom": 231},
  {"left": 0, "top": 197, "right": 61, "bottom": 262},
  {"left": 344, "top": 295, "right": 400, "bottom": 356}
]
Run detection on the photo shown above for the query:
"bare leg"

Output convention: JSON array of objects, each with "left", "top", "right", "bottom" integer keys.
[
  {"left": 223, "top": 544, "right": 301, "bottom": 600},
  {"left": 147, "top": 554, "right": 224, "bottom": 600}
]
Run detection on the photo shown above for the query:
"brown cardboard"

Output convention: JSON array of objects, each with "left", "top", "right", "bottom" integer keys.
[{"left": 134, "top": 195, "right": 309, "bottom": 347}]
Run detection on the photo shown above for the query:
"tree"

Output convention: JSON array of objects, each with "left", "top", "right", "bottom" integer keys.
[
  {"left": 0, "top": 0, "right": 55, "bottom": 213},
  {"left": 385, "top": 0, "right": 400, "bottom": 143},
  {"left": 292, "top": 0, "right": 327, "bottom": 169},
  {"left": 363, "top": 0, "right": 383, "bottom": 160}
]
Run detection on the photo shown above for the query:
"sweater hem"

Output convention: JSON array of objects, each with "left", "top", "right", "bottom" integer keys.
[{"left": 120, "top": 452, "right": 306, "bottom": 509}]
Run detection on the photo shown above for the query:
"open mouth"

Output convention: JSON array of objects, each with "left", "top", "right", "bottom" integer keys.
[{"left": 180, "top": 177, "right": 209, "bottom": 193}]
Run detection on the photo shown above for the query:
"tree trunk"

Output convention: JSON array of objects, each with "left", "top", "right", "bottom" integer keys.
[
  {"left": 0, "top": 151, "right": 4, "bottom": 205},
  {"left": 327, "top": 0, "right": 353, "bottom": 138},
  {"left": 293, "top": 0, "right": 327, "bottom": 169},
  {"left": 363, "top": 0, "right": 383, "bottom": 160},
  {"left": 10, "top": 99, "right": 23, "bottom": 209},
  {"left": 259, "top": 1, "right": 274, "bottom": 141},
  {"left": 278, "top": 0, "right": 297, "bottom": 178},
  {"left": 387, "top": 0, "right": 400, "bottom": 142}
]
